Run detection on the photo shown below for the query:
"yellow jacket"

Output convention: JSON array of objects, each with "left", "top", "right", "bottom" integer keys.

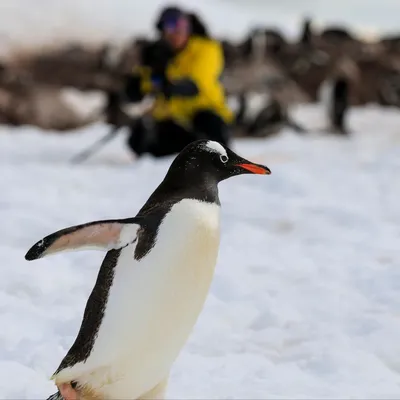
[{"left": 138, "top": 35, "right": 233, "bottom": 128}]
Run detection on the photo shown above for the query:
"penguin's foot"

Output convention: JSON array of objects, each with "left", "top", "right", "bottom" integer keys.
[{"left": 58, "top": 383, "right": 78, "bottom": 400}]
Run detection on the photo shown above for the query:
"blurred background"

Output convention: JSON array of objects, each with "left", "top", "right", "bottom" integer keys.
[{"left": 1, "top": 1, "right": 400, "bottom": 399}]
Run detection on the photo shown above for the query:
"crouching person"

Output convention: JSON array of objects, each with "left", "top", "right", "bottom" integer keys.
[{"left": 123, "top": 7, "right": 234, "bottom": 158}]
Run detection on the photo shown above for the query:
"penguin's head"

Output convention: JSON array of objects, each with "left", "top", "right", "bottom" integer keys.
[{"left": 167, "top": 140, "right": 271, "bottom": 184}]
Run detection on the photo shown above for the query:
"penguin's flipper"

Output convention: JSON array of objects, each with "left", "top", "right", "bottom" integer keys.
[{"left": 25, "top": 217, "right": 141, "bottom": 261}]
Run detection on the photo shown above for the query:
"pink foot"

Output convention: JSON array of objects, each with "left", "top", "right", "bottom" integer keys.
[{"left": 58, "top": 383, "right": 78, "bottom": 400}]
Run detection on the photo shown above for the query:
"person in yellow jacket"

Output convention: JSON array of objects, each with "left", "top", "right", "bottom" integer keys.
[{"left": 123, "top": 7, "right": 234, "bottom": 158}]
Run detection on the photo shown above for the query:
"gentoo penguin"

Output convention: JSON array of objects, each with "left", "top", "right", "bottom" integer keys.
[
  {"left": 25, "top": 139, "right": 271, "bottom": 400},
  {"left": 320, "top": 76, "right": 350, "bottom": 135}
]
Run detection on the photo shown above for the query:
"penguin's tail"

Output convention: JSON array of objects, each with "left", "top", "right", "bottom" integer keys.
[{"left": 46, "top": 391, "right": 63, "bottom": 400}]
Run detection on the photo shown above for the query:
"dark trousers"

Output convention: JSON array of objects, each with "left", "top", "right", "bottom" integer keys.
[{"left": 127, "top": 109, "right": 230, "bottom": 158}]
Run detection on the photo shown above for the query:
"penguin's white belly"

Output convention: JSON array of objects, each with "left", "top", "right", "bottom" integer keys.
[{"left": 62, "top": 199, "right": 220, "bottom": 399}]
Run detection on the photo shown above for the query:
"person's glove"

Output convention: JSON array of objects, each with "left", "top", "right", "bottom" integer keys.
[{"left": 150, "top": 74, "right": 174, "bottom": 99}]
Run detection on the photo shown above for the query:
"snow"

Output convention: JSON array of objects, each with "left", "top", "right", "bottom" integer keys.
[
  {"left": 222, "top": 0, "right": 400, "bottom": 39},
  {"left": 1, "top": 0, "right": 399, "bottom": 58},
  {"left": 59, "top": 89, "right": 106, "bottom": 123},
  {"left": 1, "top": 104, "right": 400, "bottom": 399},
  {"left": 0, "top": 0, "right": 290, "bottom": 58}
]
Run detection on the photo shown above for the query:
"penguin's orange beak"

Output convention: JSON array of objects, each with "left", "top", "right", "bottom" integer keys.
[{"left": 236, "top": 163, "right": 271, "bottom": 175}]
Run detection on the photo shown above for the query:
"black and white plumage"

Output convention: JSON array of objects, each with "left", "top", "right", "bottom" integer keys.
[
  {"left": 25, "top": 139, "right": 271, "bottom": 400},
  {"left": 320, "top": 77, "right": 350, "bottom": 135}
]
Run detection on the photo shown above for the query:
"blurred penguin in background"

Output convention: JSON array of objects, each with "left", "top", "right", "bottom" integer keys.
[
  {"left": 321, "top": 74, "right": 351, "bottom": 135},
  {"left": 331, "top": 77, "right": 350, "bottom": 134},
  {"left": 328, "top": 76, "right": 350, "bottom": 134}
]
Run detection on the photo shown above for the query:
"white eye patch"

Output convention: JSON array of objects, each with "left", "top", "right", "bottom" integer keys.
[{"left": 203, "top": 140, "right": 228, "bottom": 159}]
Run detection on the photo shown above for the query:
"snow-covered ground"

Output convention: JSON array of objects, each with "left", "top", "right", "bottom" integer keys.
[{"left": 1, "top": 104, "right": 400, "bottom": 399}]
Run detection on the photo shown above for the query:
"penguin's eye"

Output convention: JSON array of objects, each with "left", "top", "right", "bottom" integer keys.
[{"left": 220, "top": 154, "right": 229, "bottom": 163}]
